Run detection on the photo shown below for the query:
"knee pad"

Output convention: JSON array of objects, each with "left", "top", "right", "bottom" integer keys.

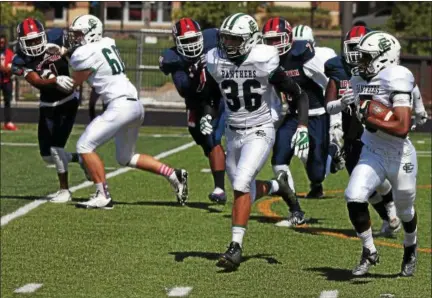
[
  {"left": 397, "top": 206, "right": 415, "bottom": 223},
  {"left": 50, "top": 147, "right": 68, "bottom": 173},
  {"left": 368, "top": 191, "right": 383, "bottom": 205},
  {"left": 42, "top": 155, "right": 54, "bottom": 164},
  {"left": 116, "top": 152, "right": 139, "bottom": 167},
  {"left": 347, "top": 202, "right": 370, "bottom": 231},
  {"left": 345, "top": 185, "right": 369, "bottom": 204},
  {"left": 376, "top": 179, "right": 392, "bottom": 196}
]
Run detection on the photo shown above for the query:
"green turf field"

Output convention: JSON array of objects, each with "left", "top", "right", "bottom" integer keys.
[{"left": 1, "top": 125, "right": 431, "bottom": 298}]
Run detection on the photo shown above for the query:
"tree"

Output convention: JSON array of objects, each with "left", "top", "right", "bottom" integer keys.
[
  {"left": 172, "top": 2, "right": 262, "bottom": 29},
  {"left": 386, "top": 2, "right": 432, "bottom": 56},
  {"left": 0, "top": 2, "right": 45, "bottom": 39}
]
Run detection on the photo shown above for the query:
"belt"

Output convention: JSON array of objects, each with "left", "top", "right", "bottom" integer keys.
[
  {"left": 126, "top": 98, "right": 137, "bottom": 101},
  {"left": 39, "top": 92, "right": 78, "bottom": 107},
  {"left": 228, "top": 124, "right": 262, "bottom": 131}
]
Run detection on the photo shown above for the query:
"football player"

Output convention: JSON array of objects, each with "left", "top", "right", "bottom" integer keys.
[
  {"left": 12, "top": 18, "right": 82, "bottom": 203},
  {"left": 261, "top": 17, "right": 308, "bottom": 227},
  {"left": 346, "top": 31, "right": 418, "bottom": 277},
  {"left": 202, "top": 13, "right": 309, "bottom": 270},
  {"left": 160, "top": 18, "right": 227, "bottom": 204},
  {"left": 325, "top": 26, "right": 427, "bottom": 238},
  {"left": 267, "top": 23, "right": 338, "bottom": 199},
  {"left": 67, "top": 15, "right": 188, "bottom": 209}
]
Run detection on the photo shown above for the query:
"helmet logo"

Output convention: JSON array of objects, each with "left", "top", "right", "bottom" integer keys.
[
  {"left": 88, "top": 18, "right": 97, "bottom": 31},
  {"left": 378, "top": 37, "right": 391, "bottom": 52},
  {"left": 248, "top": 20, "right": 258, "bottom": 33}
]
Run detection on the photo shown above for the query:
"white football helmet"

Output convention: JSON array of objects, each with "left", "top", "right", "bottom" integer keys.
[
  {"left": 355, "top": 31, "right": 401, "bottom": 78},
  {"left": 219, "top": 13, "right": 262, "bottom": 59},
  {"left": 292, "top": 25, "right": 315, "bottom": 45},
  {"left": 68, "top": 14, "right": 103, "bottom": 48}
]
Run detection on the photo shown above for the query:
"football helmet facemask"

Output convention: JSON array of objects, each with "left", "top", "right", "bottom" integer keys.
[
  {"left": 343, "top": 26, "right": 372, "bottom": 66},
  {"left": 262, "top": 17, "right": 293, "bottom": 56},
  {"left": 17, "top": 18, "right": 47, "bottom": 57},
  {"left": 172, "top": 18, "right": 203, "bottom": 59}
]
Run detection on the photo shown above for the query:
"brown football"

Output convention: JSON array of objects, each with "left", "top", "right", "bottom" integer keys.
[{"left": 360, "top": 100, "right": 396, "bottom": 121}]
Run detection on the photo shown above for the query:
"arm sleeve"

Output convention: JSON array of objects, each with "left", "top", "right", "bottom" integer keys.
[
  {"left": 412, "top": 84, "right": 425, "bottom": 113},
  {"left": 392, "top": 93, "right": 412, "bottom": 108},
  {"left": 303, "top": 59, "right": 329, "bottom": 89},
  {"left": 171, "top": 70, "right": 195, "bottom": 99},
  {"left": 70, "top": 48, "right": 103, "bottom": 72},
  {"left": 202, "top": 69, "right": 222, "bottom": 117},
  {"left": 11, "top": 55, "right": 33, "bottom": 77}
]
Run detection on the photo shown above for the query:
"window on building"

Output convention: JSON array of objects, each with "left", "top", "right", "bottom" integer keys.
[
  {"left": 106, "top": 2, "right": 122, "bottom": 21},
  {"left": 149, "top": 1, "right": 172, "bottom": 23},
  {"left": 128, "top": 2, "right": 143, "bottom": 21},
  {"left": 150, "top": 2, "right": 158, "bottom": 22},
  {"left": 54, "top": 6, "right": 64, "bottom": 20},
  {"left": 162, "top": 2, "right": 172, "bottom": 22}
]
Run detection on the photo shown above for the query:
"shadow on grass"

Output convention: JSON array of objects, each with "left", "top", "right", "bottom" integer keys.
[
  {"left": 293, "top": 226, "right": 358, "bottom": 238},
  {"left": 0, "top": 195, "right": 42, "bottom": 201},
  {"left": 223, "top": 214, "right": 323, "bottom": 225},
  {"left": 305, "top": 267, "right": 399, "bottom": 283},
  {"left": 169, "top": 251, "right": 281, "bottom": 273}
]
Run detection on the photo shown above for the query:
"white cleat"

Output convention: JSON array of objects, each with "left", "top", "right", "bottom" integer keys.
[
  {"left": 380, "top": 217, "right": 402, "bottom": 238},
  {"left": 49, "top": 189, "right": 72, "bottom": 203},
  {"left": 75, "top": 191, "right": 113, "bottom": 209},
  {"left": 275, "top": 211, "right": 306, "bottom": 227}
]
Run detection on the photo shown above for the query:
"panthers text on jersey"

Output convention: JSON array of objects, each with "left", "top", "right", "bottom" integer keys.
[
  {"left": 12, "top": 28, "right": 78, "bottom": 104},
  {"left": 351, "top": 64, "right": 415, "bottom": 149},
  {"left": 324, "top": 55, "right": 364, "bottom": 141},
  {"left": 280, "top": 40, "right": 336, "bottom": 116},
  {"left": 206, "top": 44, "right": 280, "bottom": 128},
  {"left": 159, "top": 28, "right": 219, "bottom": 110},
  {"left": 70, "top": 37, "right": 137, "bottom": 105}
]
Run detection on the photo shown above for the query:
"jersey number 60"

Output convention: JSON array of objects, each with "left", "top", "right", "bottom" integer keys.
[
  {"left": 221, "top": 79, "right": 262, "bottom": 112},
  {"left": 102, "top": 45, "right": 125, "bottom": 75}
]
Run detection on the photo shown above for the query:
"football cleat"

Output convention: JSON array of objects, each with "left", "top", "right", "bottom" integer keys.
[
  {"left": 49, "top": 189, "right": 72, "bottom": 203},
  {"left": 379, "top": 217, "right": 401, "bottom": 238},
  {"left": 75, "top": 190, "right": 113, "bottom": 210},
  {"left": 352, "top": 247, "right": 380, "bottom": 276},
  {"left": 173, "top": 169, "right": 188, "bottom": 206},
  {"left": 208, "top": 188, "right": 227, "bottom": 204},
  {"left": 216, "top": 241, "right": 242, "bottom": 270},
  {"left": 3, "top": 122, "right": 18, "bottom": 131},
  {"left": 275, "top": 211, "right": 306, "bottom": 227},
  {"left": 400, "top": 243, "right": 417, "bottom": 277},
  {"left": 305, "top": 183, "right": 324, "bottom": 198}
]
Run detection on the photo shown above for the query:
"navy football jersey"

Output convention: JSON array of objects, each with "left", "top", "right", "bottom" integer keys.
[
  {"left": 279, "top": 40, "right": 325, "bottom": 111},
  {"left": 159, "top": 28, "right": 220, "bottom": 109},
  {"left": 12, "top": 28, "right": 74, "bottom": 103},
  {"left": 324, "top": 55, "right": 363, "bottom": 140}
]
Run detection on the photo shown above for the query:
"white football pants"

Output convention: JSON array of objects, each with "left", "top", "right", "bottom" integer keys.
[
  {"left": 225, "top": 124, "right": 275, "bottom": 201},
  {"left": 345, "top": 140, "right": 417, "bottom": 222},
  {"left": 77, "top": 97, "right": 145, "bottom": 166}
]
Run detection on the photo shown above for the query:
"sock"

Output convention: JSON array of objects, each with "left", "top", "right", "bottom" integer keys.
[
  {"left": 385, "top": 201, "right": 397, "bottom": 219},
  {"left": 268, "top": 180, "right": 279, "bottom": 195},
  {"left": 232, "top": 226, "right": 246, "bottom": 247},
  {"left": 212, "top": 187, "right": 224, "bottom": 195},
  {"left": 372, "top": 201, "right": 390, "bottom": 221},
  {"left": 212, "top": 170, "right": 225, "bottom": 190},
  {"left": 96, "top": 182, "right": 110, "bottom": 199},
  {"left": 357, "top": 228, "right": 376, "bottom": 253},
  {"left": 404, "top": 228, "right": 417, "bottom": 247},
  {"left": 159, "top": 164, "right": 174, "bottom": 177}
]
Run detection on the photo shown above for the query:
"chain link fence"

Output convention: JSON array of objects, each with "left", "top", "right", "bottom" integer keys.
[{"left": 2, "top": 28, "right": 431, "bottom": 113}]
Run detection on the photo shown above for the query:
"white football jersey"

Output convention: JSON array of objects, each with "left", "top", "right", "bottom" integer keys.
[
  {"left": 206, "top": 44, "right": 279, "bottom": 128},
  {"left": 70, "top": 37, "right": 137, "bottom": 105},
  {"left": 351, "top": 65, "right": 415, "bottom": 149}
]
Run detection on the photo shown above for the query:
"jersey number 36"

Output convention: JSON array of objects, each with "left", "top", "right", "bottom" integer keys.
[{"left": 221, "top": 79, "right": 262, "bottom": 112}]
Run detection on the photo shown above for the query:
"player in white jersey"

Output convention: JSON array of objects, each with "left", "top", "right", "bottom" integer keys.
[
  {"left": 66, "top": 15, "right": 188, "bottom": 209},
  {"left": 346, "top": 31, "right": 418, "bottom": 277},
  {"left": 201, "top": 13, "right": 309, "bottom": 270}
]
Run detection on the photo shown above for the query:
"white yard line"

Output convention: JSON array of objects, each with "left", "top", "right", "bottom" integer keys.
[
  {"left": 14, "top": 283, "right": 43, "bottom": 293},
  {"left": 1, "top": 141, "right": 196, "bottom": 227},
  {"left": 319, "top": 290, "right": 339, "bottom": 298},
  {"left": 166, "top": 287, "right": 193, "bottom": 297},
  {"left": 0, "top": 142, "right": 38, "bottom": 147}
]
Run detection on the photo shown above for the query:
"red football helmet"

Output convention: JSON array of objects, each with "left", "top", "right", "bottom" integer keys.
[
  {"left": 17, "top": 18, "right": 47, "bottom": 57},
  {"left": 262, "top": 17, "right": 293, "bottom": 56},
  {"left": 172, "top": 18, "right": 203, "bottom": 59},
  {"left": 344, "top": 26, "right": 372, "bottom": 66}
]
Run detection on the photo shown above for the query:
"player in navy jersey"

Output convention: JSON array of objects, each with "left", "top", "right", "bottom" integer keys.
[
  {"left": 324, "top": 26, "right": 402, "bottom": 237},
  {"left": 159, "top": 18, "right": 227, "bottom": 204},
  {"left": 12, "top": 18, "right": 82, "bottom": 203}
]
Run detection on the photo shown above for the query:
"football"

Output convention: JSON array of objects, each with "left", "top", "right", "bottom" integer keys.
[
  {"left": 40, "top": 69, "right": 56, "bottom": 79},
  {"left": 360, "top": 100, "right": 396, "bottom": 121}
]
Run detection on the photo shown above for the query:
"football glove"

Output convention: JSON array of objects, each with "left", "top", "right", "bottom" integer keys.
[
  {"left": 291, "top": 126, "right": 309, "bottom": 164},
  {"left": 414, "top": 110, "right": 428, "bottom": 128},
  {"left": 356, "top": 100, "right": 371, "bottom": 124},
  {"left": 56, "top": 76, "right": 74, "bottom": 93},
  {"left": 330, "top": 123, "right": 344, "bottom": 148},
  {"left": 340, "top": 88, "right": 356, "bottom": 108},
  {"left": 200, "top": 114, "right": 213, "bottom": 135}
]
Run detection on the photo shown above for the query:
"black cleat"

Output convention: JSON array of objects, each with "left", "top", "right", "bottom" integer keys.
[
  {"left": 400, "top": 243, "right": 417, "bottom": 277},
  {"left": 273, "top": 171, "right": 296, "bottom": 201},
  {"left": 174, "top": 169, "right": 188, "bottom": 206},
  {"left": 208, "top": 191, "right": 227, "bottom": 205},
  {"left": 216, "top": 242, "right": 242, "bottom": 270},
  {"left": 352, "top": 247, "right": 380, "bottom": 276},
  {"left": 305, "top": 183, "right": 324, "bottom": 198}
]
